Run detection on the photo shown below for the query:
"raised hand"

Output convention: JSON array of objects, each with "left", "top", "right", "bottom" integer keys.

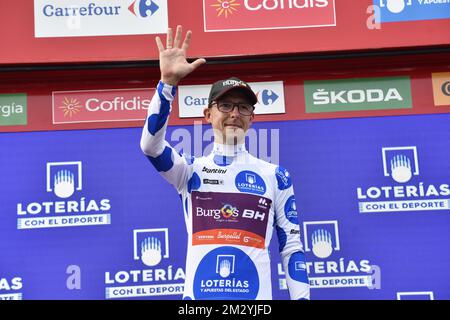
[{"left": 155, "top": 25, "right": 206, "bottom": 86}]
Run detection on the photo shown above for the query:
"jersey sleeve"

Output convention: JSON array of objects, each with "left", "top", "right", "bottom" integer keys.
[
  {"left": 274, "top": 165, "right": 310, "bottom": 300},
  {"left": 140, "top": 81, "right": 191, "bottom": 194}
]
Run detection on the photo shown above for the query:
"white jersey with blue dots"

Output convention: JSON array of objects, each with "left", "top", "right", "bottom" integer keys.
[{"left": 140, "top": 81, "right": 310, "bottom": 300}]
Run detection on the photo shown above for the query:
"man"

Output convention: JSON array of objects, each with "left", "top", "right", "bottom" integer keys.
[{"left": 140, "top": 25, "right": 309, "bottom": 300}]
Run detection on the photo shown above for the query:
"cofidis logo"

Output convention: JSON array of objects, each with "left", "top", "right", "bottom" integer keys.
[
  {"left": 357, "top": 146, "right": 450, "bottom": 213},
  {"left": 374, "top": 0, "right": 450, "bottom": 23},
  {"left": 280, "top": 220, "right": 378, "bottom": 289},
  {"left": 53, "top": 88, "right": 154, "bottom": 124},
  {"left": 34, "top": 0, "right": 168, "bottom": 37},
  {"left": 203, "top": 0, "right": 336, "bottom": 32},
  {"left": 104, "top": 228, "right": 185, "bottom": 299},
  {"left": 16, "top": 161, "right": 112, "bottom": 229}
]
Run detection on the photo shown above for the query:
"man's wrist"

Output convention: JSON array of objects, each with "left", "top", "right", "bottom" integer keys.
[{"left": 160, "top": 77, "right": 179, "bottom": 87}]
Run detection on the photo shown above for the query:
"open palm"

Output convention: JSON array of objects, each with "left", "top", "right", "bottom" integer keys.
[{"left": 156, "top": 25, "right": 206, "bottom": 86}]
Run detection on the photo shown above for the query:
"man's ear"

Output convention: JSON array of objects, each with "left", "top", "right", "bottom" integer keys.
[
  {"left": 203, "top": 107, "right": 212, "bottom": 123},
  {"left": 249, "top": 112, "right": 255, "bottom": 123}
]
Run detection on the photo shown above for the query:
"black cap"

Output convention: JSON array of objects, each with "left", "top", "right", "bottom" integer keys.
[{"left": 208, "top": 77, "right": 258, "bottom": 106}]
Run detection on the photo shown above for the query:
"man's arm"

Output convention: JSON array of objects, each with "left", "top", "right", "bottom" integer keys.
[
  {"left": 274, "top": 166, "right": 310, "bottom": 300},
  {"left": 140, "top": 26, "right": 205, "bottom": 192}
]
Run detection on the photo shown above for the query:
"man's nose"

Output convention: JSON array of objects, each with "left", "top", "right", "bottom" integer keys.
[{"left": 229, "top": 105, "right": 241, "bottom": 117}]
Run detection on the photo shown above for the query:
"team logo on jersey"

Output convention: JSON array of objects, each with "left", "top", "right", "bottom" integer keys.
[
  {"left": 192, "top": 191, "right": 270, "bottom": 249},
  {"left": 235, "top": 171, "right": 266, "bottom": 195},
  {"left": 193, "top": 246, "right": 259, "bottom": 300},
  {"left": 276, "top": 166, "right": 292, "bottom": 190},
  {"left": 284, "top": 195, "right": 298, "bottom": 225}
]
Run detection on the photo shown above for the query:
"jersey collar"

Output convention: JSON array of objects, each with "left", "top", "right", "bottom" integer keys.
[{"left": 212, "top": 142, "right": 246, "bottom": 157}]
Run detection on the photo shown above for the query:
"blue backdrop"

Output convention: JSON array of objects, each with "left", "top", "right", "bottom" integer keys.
[{"left": 1, "top": 113, "right": 449, "bottom": 300}]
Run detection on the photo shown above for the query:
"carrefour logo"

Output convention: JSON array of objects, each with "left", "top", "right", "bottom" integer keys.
[
  {"left": 41, "top": 0, "right": 159, "bottom": 18},
  {"left": 16, "top": 161, "right": 112, "bottom": 229},
  {"left": 375, "top": 0, "right": 450, "bottom": 23},
  {"left": 357, "top": 146, "right": 450, "bottom": 213},
  {"left": 34, "top": 0, "right": 168, "bottom": 38},
  {"left": 178, "top": 81, "right": 285, "bottom": 118},
  {"left": 105, "top": 228, "right": 185, "bottom": 299}
]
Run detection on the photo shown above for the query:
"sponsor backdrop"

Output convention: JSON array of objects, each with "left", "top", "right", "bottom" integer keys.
[
  {"left": 0, "top": 1, "right": 449, "bottom": 63},
  {"left": 1, "top": 112, "right": 449, "bottom": 300},
  {"left": 2, "top": 70, "right": 450, "bottom": 133}
]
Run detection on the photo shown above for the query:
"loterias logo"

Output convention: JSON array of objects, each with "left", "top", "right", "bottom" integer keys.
[
  {"left": 279, "top": 220, "right": 379, "bottom": 290},
  {"left": 375, "top": 0, "right": 450, "bottom": 23},
  {"left": 204, "top": 0, "right": 336, "bottom": 32},
  {"left": 0, "top": 277, "right": 23, "bottom": 300},
  {"left": 357, "top": 146, "right": 450, "bottom": 213},
  {"left": 53, "top": 88, "right": 154, "bottom": 124},
  {"left": 104, "top": 228, "right": 185, "bottom": 299},
  {"left": 34, "top": 0, "right": 168, "bottom": 38},
  {"left": 16, "top": 161, "right": 112, "bottom": 229}
]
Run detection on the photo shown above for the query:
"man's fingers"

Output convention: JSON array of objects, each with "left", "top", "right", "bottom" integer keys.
[
  {"left": 166, "top": 27, "right": 173, "bottom": 48},
  {"left": 190, "top": 58, "right": 206, "bottom": 70},
  {"left": 155, "top": 36, "right": 164, "bottom": 52},
  {"left": 174, "top": 25, "right": 183, "bottom": 48},
  {"left": 182, "top": 30, "right": 192, "bottom": 52}
]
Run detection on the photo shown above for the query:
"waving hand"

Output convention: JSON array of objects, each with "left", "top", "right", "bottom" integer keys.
[{"left": 155, "top": 25, "right": 206, "bottom": 86}]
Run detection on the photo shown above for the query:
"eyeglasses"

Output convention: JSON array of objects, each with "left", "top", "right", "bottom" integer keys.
[{"left": 211, "top": 101, "right": 255, "bottom": 116}]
